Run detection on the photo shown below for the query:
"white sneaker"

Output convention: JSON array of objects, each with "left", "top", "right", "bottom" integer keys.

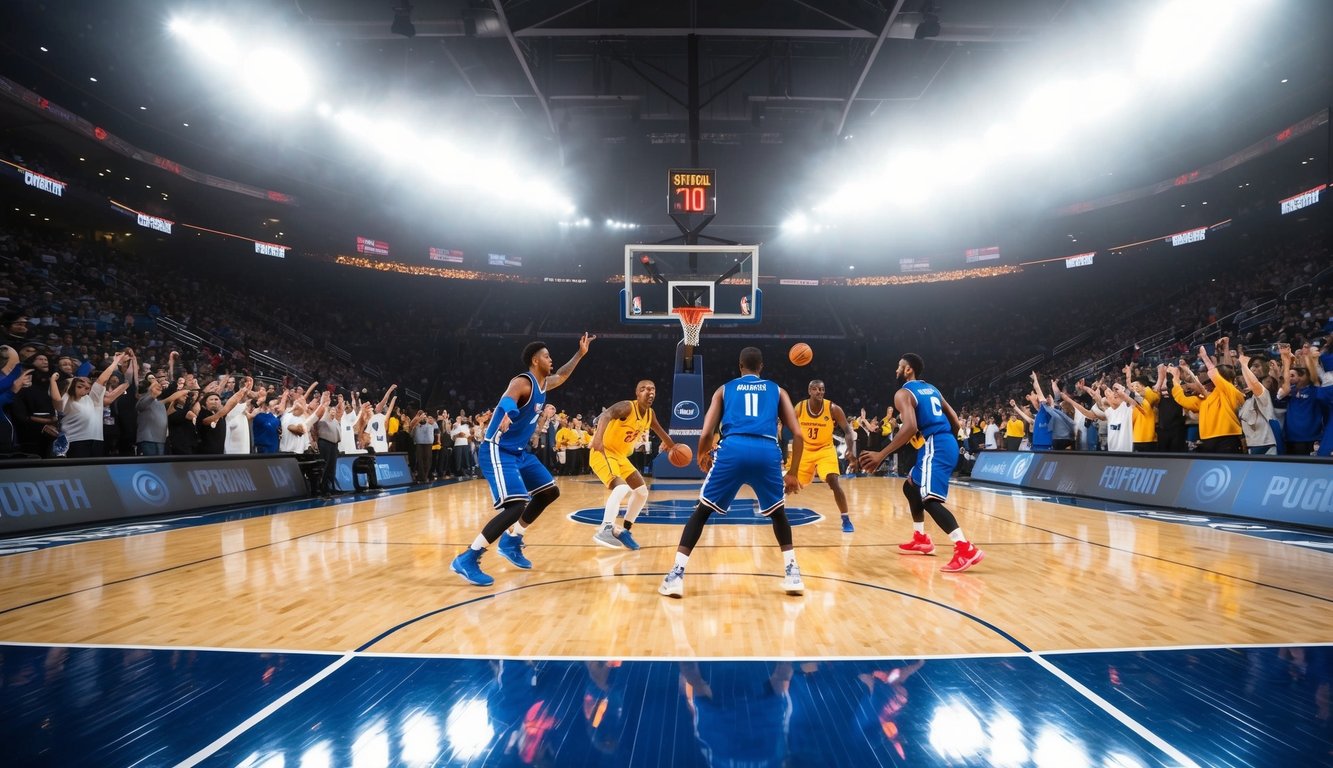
[
  {"left": 592, "top": 524, "right": 624, "bottom": 549},
  {"left": 659, "top": 566, "right": 685, "bottom": 598},
  {"left": 782, "top": 563, "right": 805, "bottom": 595}
]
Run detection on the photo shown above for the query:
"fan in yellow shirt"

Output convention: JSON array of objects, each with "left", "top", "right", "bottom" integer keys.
[
  {"left": 589, "top": 380, "right": 679, "bottom": 550},
  {"left": 793, "top": 380, "right": 857, "bottom": 532}
]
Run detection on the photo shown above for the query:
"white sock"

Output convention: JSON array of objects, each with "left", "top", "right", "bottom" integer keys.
[
  {"left": 913, "top": 522, "right": 926, "bottom": 535},
  {"left": 602, "top": 484, "right": 632, "bottom": 528},
  {"left": 625, "top": 485, "right": 649, "bottom": 524},
  {"left": 783, "top": 549, "right": 796, "bottom": 567},
  {"left": 674, "top": 552, "right": 689, "bottom": 570},
  {"left": 469, "top": 534, "right": 488, "bottom": 551},
  {"left": 511, "top": 521, "right": 528, "bottom": 537},
  {"left": 948, "top": 528, "right": 966, "bottom": 543}
]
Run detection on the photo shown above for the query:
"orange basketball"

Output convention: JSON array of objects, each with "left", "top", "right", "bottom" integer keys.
[
  {"left": 668, "top": 443, "right": 693, "bottom": 467},
  {"left": 789, "top": 342, "right": 813, "bottom": 366}
]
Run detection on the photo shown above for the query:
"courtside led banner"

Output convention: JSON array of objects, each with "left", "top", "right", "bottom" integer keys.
[
  {"left": 971, "top": 452, "right": 1333, "bottom": 529},
  {"left": 0, "top": 455, "right": 305, "bottom": 535}
]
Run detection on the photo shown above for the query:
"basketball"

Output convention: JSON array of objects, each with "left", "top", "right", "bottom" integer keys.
[
  {"left": 668, "top": 443, "right": 693, "bottom": 467},
  {"left": 789, "top": 342, "right": 813, "bottom": 366}
]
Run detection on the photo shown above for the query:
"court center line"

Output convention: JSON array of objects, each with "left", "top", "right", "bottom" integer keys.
[
  {"left": 175, "top": 652, "right": 356, "bottom": 768},
  {"left": 1029, "top": 651, "right": 1201, "bottom": 768}
]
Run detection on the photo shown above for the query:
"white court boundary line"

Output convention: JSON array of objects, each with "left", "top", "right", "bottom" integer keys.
[
  {"left": 1029, "top": 652, "right": 1200, "bottom": 768},
  {"left": 176, "top": 652, "right": 355, "bottom": 768}
]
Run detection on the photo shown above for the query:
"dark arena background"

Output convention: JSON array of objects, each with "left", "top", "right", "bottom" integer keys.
[{"left": 1, "top": 1, "right": 1331, "bottom": 766}]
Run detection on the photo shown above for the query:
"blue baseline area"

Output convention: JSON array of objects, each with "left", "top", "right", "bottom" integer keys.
[
  {"left": 571, "top": 498, "right": 821, "bottom": 526},
  {"left": 140, "top": 652, "right": 1291, "bottom": 767},
  {"left": 0, "top": 644, "right": 336, "bottom": 766}
]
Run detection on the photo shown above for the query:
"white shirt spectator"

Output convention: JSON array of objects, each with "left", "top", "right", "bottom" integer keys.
[
  {"left": 451, "top": 422, "right": 471, "bottom": 447},
  {"left": 224, "top": 401, "right": 251, "bottom": 454},
  {"left": 62, "top": 382, "right": 106, "bottom": 443},
  {"left": 368, "top": 412, "right": 389, "bottom": 453},
  {"left": 983, "top": 422, "right": 1000, "bottom": 450},
  {"left": 1104, "top": 402, "right": 1134, "bottom": 453},
  {"left": 280, "top": 411, "right": 307, "bottom": 453},
  {"left": 339, "top": 412, "right": 364, "bottom": 454}
]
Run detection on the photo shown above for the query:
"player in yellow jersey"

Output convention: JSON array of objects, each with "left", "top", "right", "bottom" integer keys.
[
  {"left": 589, "top": 380, "right": 680, "bottom": 550},
  {"left": 794, "top": 380, "right": 857, "bottom": 532}
]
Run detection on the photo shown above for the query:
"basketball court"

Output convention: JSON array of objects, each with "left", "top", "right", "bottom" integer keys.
[{"left": 1, "top": 249, "right": 1329, "bottom": 767}]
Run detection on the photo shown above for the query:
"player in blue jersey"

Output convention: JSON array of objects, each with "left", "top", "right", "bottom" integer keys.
[
  {"left": 452, "top": 334, "right": 595, "bottom": 586},
  {"left": 858, "top": 353, "right": 984, "bottom": 573},
  {"left": 659, "top": 347, "right": 805, "bottom": 598}
]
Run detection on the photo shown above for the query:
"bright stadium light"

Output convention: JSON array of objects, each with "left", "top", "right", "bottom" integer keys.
[
  {"left": 1137, "top": 0, "right": 1238, "bottom": 77},
  {"left": 242, "top": 49, "right": 312, "bottom": 111},
  {"left": 782, "top": 213, "right": 811, "bottom": 234}
]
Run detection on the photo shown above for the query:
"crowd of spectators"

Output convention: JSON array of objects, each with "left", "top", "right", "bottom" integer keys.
[{"left": 1, "top": 210, "right": 1329, "bottom": 489}]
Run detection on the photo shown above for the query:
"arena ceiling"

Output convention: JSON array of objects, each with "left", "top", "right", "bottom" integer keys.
[{"left": 2, "top": 0, "right": 1330, "bottom": 252}]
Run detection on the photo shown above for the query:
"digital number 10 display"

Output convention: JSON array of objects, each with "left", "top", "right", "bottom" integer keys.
[{"left": 668, "top": 168, "right": 716, "bottom": 216}]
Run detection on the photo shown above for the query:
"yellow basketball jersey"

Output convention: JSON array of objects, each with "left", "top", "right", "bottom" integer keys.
[
  {"left": 796, "top": 399, "right": 835, "bottom": 450},
  {"left": 601, "top": 402, "right": 652, "bottom": 456}
]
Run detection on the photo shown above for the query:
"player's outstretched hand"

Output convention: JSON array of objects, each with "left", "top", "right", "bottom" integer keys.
[
  {"left": 697, "top": 449, "right": 714, "bottom": 473},
  {"left": 496, "top": 413, "right": 512, "bottom": 433},
  {"left": 578, "top": 332, "right": 597, "bottom": 355},
  {"left": 857, "top": 450, "right": 882, "bottom": 472},
  {"left": 783, "top": 472, "right": 800, "bottom": 494}
]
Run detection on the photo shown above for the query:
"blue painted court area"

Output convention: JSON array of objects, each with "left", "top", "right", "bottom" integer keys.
[
  {"left": 4, "top": 643, "right": 1327, "bottom": 766},
  {"left": 570, "top": 498, "right": 821, "bottom": 526}
]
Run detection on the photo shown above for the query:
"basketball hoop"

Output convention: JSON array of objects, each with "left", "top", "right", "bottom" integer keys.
[{"left": 672, "top": 306, "right": 712, "bottom": 347}]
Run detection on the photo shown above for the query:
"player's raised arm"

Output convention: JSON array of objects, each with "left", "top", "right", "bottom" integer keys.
[
  {"left": 778, "top": 387, "right": 803, "bottom": 492},
  {"left": 695, "top": 385, "right": 726, "bottom": 472},
  {"left": 590, "top": 400, "right": 631, "bottom": 453},
  {"left": 546, "top": 332, "right": 596, "bottom": 390},
  {"left": 486, "top": 375, "right": 533, "bottom": 438}
]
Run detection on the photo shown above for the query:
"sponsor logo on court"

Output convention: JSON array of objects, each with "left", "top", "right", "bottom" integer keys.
[
  {"left": 1099, "top": 466, "right": 1168, "bottom": 495},
  {"left": 1260, "top": 475, "right": 1333, "bottom": 513},
  {"left": 1193, "top": 465, "right": 1232, "bottom": 503},
  {"left": 187, "top": 468, "right": 258, "bottom": 496},
  {"left": 0, "top": 479, "right": 92, "bottom": 516},
  {"left": 130, "top": 470, "right": 170, "bottom": 507},
  {"left": 674, "top": 401, "right": 700, "bottom": 419}
]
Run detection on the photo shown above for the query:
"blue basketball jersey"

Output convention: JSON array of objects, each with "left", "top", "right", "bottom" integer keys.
[
  {"left": 487, "top": 372, "right": 545, "bottom": 451},
  {"left": 901, "top": 379, "right": 951, "bottom": 438},
  {"left": 721, "top": 374, "right": 780, "bottom": 440}
]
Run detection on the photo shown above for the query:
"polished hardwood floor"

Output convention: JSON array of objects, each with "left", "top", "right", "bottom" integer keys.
[{"left": 1, "top": 475, "right": 1327, "bottom": 661}]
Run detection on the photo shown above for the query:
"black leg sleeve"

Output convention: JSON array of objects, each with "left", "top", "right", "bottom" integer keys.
[
  {"left": 678, "top": 502, "right": 714, "bottom": 552},
  {"left": 519, "top": 485, "right": 560, "bottom": 526},
  {"left": 481, "top": 500, "right": 528, "bottom": 544},
  {"left": 902, "top": 480, "right": 926, "bottom": 523},
  {"left": 922, "top": 498, "right": 960, "bottom": 536},
  {"left": 768, "top": 505, "right": 793, "bottom": 548}
]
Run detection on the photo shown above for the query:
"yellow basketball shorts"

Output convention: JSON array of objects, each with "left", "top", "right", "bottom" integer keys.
[
  {"left": 591, "top": 450, "right": 638, "bottom": 486},
  {"left": 796, "top": 445, "right": 840, "bottom": 486}
]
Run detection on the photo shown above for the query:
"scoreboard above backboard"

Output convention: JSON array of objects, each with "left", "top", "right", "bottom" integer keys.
[{"left": 667, "top": 168, "right": 716, "bottom": 215}]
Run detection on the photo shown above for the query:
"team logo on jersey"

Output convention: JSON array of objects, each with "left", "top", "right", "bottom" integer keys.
[{"left": 674, "top": 401, "right": 699, "bottom": 420}]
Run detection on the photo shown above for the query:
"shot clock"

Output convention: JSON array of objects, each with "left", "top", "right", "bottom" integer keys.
[{"left": 667, "top": 168, "right": 717, "bottom": 215}]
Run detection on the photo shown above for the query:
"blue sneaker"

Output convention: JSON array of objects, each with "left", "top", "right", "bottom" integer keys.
[
  {"left": 497, "top": 532, "right": 532, "bottom": 569},
  {"left": 841, "top": 516, "right": 855, "bottom": 533},
  {"left": 617, "top": 528, "right": 641, "bottom": 551},
  {"left": 658, "top": 566, "right": 684, "bottom": 598},
  {"left": 451, "top": 548, "right": 494, "bottom": 586}
]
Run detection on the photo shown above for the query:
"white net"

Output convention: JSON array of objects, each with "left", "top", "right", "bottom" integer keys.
[{"left": 675, "top": 308, "right": 710, "bottom": 347}]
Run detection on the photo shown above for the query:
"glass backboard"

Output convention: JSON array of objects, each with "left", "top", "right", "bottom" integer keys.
[{"left": 621, "top": 244, "right": 761, "bottom": 324}]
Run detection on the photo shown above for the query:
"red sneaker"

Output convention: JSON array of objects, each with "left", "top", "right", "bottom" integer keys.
[
  {"left": 898, "top": 531, "right": 935, "bottom": 555},
  {"left": 940, "top": 541, "right": 985, "bottom": 573}
]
